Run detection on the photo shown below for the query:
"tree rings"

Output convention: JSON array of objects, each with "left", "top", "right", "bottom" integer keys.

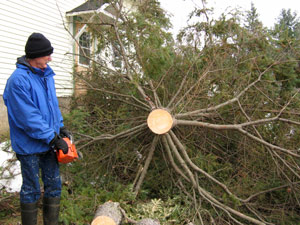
[
  {"left": 147, "top": 109, "right": 173, "bottom": 134},
  {"left": 91, "top": 216, "right": 117, "bottom": 225}
]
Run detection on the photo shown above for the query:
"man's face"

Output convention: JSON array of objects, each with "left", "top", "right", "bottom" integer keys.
[{"left": 32, "top": 55, "right": 52, "bottom": 69}]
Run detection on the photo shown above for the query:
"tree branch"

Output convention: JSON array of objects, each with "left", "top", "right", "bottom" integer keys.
[
  {"left": 134, "top": 135, "right": 159, "bottom": 195},
  {"left": 77, "top": 123, "right": 147, "bottom": 151}
]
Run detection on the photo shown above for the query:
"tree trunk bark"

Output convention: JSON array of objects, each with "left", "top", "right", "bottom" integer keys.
[
  {"left": 137, "top": 218, "right": 160, "bottom": 225},
  {"left": 91, "top": 201, "right": 161, "bottom": 225},
  {"left": 91, "top": 202, "right": 122, "bottom": 225}
]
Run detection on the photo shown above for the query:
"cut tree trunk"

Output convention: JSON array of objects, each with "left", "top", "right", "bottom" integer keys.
[
  {"left": 91, "top": 202, "right": 122, "bottom": 225},
  {"left": 91, "top": 201, "right": 161, "bottom": 225},
  {"left": 147, "top": 109, "right": 173, "bottom": 134},
  {"left": 137, "top": 218, "right": 160, "bottom": 225}
]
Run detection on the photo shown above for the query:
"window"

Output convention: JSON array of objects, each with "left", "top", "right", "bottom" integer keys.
[
  {"left": 79, "top": 32, "right": 91, "bottom": 65},
  {"left": 112, "top": 41, "right": 122, "bottom": 68}
]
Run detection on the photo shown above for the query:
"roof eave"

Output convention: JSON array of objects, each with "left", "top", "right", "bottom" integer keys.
[
  {"left": 66, "top": 10, "right": 98, "bottom": 17},
  {"left": 66, "top": 3, "right": 115, "bottom": 19}
]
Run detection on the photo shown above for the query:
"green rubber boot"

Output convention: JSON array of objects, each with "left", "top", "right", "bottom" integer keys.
[
  {"left": 20, "top": 201, "right": 38, "bottom": 225},
  {"left": 43, "top": 197, "right": 60, "bottom": 225}
]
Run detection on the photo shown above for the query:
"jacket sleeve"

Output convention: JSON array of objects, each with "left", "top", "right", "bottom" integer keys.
[{"left": 5, "top": 77, "right": 55, "bottom": 144}]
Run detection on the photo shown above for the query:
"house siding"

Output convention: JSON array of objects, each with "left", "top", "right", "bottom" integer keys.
[
  {"left": 0, "top": 0, "right": 85, "bottom": 96},
  {"left": 0, "top": 0, "right": 85, "bottom": 134}
]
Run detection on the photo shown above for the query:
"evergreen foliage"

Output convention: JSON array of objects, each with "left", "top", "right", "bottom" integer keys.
[
  {"left": 63, "top": 1, "right": 300, "bottom": 224},
  {"left": 2, "top": 1, "right": 300, "bottom": 224}
]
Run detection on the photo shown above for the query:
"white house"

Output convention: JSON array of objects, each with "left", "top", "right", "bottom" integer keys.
[
  {"left": 0, "top": 0, "right": 85, "bottom": 134},
  {"left": 0, "top": 0, "right": 142, "bottom": 135}
]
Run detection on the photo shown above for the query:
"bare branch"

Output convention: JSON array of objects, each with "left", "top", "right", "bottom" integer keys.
[
  {"left": 134, "top": 135, "right": 159, "bottom": 195},
  {"left": 176, "top": 63, "right": 276, "bottom": 118},
  {"left": 111, "top": 18, "right": 156, "bottom": 109},
  {"left": 161, "top": 135, "right": 190, "bottom": 181},
  {"left": 169, "top": 131, "right": 238, "bottom": 198},
  {"left": 171, "top": 65, "right": 212, "bottom": 112},
  {"left": 238, "top": 128, "right": 300, "bottom": 158},
  {"left": 77, "top": 123, "right": 147, "bottom": 151},
  {"left": 167, "top": 60, "right": 198, "bottom": 108},
  {"left": 165, "top": 133, "right": 265, "bottom": 224},
  {"left": 244, "top": 182, "right": 300, "bottom": 202},
  {"left": 175, "top": 119, "right": 300, "bottom": 157}
]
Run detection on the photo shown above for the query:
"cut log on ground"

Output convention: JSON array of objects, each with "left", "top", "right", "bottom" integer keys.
[
  {"left": 137, "top": 218, "right": 160, "bottom": 225},
  {"left": 91, "top": 201, "right": 161, "bottom": 225},
  {"left": 91, "top": 202, "right": 122, "bottom": 225}
]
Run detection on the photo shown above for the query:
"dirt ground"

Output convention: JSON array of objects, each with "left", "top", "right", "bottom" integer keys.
[{"left": 0, "top": 192, "right": 43, "bottom": 225}]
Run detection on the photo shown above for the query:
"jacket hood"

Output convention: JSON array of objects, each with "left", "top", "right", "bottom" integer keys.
[
  {"left": 16, "top": 56, "right": 35, "bottom": 73},
  {"left": 16, "top": 55, "right": 55, "bottom": 77}
]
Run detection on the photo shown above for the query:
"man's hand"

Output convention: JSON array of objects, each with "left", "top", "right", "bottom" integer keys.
[
  {"left": 50, "top": 133, "right": 68, "bottom": 154},
  {"left": 60, "top": 127, "right": 71, "bottom": 139}
]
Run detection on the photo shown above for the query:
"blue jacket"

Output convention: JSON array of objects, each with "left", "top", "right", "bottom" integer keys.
[{"left": 3, "top": 56, "right": 64, "bottom": 155}]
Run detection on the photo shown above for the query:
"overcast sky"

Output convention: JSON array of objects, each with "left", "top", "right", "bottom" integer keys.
[{"left": 159, "top": 0, "right": 300, "bottom": 36}]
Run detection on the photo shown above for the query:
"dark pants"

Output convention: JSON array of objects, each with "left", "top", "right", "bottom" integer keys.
[{"left": 17, "top": 150, "right": 61, "bottom": 204}]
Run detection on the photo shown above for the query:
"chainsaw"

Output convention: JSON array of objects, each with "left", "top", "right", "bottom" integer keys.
[{"left": 56, "top": 135, "right": 79, "bottom": 164}]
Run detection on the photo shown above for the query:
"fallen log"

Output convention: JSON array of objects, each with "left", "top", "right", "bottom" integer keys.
[
  {"left": 91, "top": 202, "right": 122, "bottom": 225},
  {"left": 91, "top": 201, "right": 161, "bottom": 225},
  {"left": 137, "top": 218, "right": 160, "bottom": 225}
]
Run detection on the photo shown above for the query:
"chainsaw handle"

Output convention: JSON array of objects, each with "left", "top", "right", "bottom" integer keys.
[
  {"left": 69, "top": 135, "right": 73, "bottom": 144},
  {"left": 56, "top": 137, "right": 78, "bottom": 163}
]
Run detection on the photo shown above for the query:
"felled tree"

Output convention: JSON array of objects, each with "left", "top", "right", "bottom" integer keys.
[{"left": 72, "top": 0, "right": 300, "bottom": 224}]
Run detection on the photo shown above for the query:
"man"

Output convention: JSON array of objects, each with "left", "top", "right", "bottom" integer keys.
[{"left": 3, "top": 33, "right": 71, "bottom": 225}]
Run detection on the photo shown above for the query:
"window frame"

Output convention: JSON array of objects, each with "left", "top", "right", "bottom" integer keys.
[{"left": 78, "top": 31, "right": 91, "bottom": 66}]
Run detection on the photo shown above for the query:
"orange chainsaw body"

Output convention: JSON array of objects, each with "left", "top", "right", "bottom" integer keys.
[{"left": 56, "top": 137, "right": 78, "bottom": 164}]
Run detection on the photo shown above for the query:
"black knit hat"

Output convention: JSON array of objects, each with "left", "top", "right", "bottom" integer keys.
[{"left": 25, "top": 33, "right": 54, "bottom": 59}]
